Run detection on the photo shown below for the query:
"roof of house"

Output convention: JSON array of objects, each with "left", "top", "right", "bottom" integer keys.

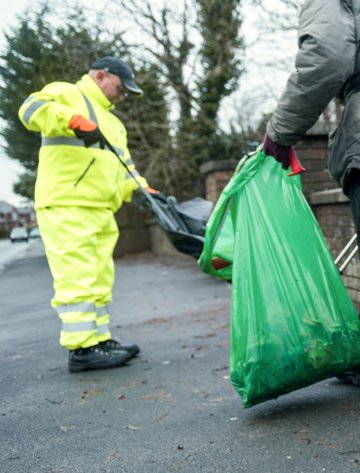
[{"left": 0, "top": 200, "right": 16, "bottom": 213}]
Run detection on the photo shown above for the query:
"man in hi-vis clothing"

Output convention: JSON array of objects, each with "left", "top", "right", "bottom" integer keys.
[{"left": 19, "top": 56, "right": 155, "bottom": 372}]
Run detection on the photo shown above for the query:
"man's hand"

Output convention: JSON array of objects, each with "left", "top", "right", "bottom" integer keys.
[
  {"left": 131, "top": 186, "right": 162, "bottom": 208},
  {"left": 69, "top": 115, "right": 104, "bottom": 149},
  {"left": 145, "top": 186, "right": 160, "bottom": 194},
  {"left": 263, "top": 134, "right": 292, "bottom": 170}
]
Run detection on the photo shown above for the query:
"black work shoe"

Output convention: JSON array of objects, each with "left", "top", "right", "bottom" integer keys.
[
  {"left": 336, "top": 370, "right": 360, "bottom": 387},
  {"left": 68, "top": 345, "right": 132, "bottom": 373},
  {"left": 98, "top": 339, "right": 140, "bottom": 358}
]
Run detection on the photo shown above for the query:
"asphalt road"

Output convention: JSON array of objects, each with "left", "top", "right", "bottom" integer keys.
[{"left": 1, "top": 245, "right": 360, "bottom": 473}]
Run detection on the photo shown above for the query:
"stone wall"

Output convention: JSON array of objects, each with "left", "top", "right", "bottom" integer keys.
[
  {"left": 296, "top": 126, "right": 360, "bottom": 308},
  {"left": 199, "top": 160, "right": 237, "bottom": 204},
  {"left": 309, "top": 190, "right": 360, "bottom": 307},
  {"left": 113, "top": 203, "right": 151, "bottom": 258},
  {"left": 114, "top": 201, "right": 191, "bottom": 259}
]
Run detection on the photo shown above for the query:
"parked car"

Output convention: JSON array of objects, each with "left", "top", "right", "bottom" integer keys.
[
  {"left": 10, "top": 227, "right": 28, "bottom": 243},
  {"left": 29, "top": 226, "right": 41, "bottom": 239}
]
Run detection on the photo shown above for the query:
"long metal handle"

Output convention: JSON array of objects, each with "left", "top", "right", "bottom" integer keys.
[
  {"left": 102, "top": 136, "right": 180, "bottom": 232},
  {"left": 338, "top": 246, "right": 359, "bottom": 274},
  {"left": 334, "top": 233, "right": 358, "bottom": 274}
]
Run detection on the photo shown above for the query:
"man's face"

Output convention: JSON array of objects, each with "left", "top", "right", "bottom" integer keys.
[{"left": 97, "top": 71, "right": 128, "bottom": 104}]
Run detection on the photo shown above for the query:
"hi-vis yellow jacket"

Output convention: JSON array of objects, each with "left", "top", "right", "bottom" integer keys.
[{"left": 18, "top": 74, "right": 148, "bottom": 211}]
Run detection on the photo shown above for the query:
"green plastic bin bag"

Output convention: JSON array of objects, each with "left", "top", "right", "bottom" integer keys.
[{"left": 199, "top": 149, "right": 360, "bottom": 408}]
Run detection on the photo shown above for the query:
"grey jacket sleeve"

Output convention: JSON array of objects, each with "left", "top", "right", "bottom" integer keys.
[{"left": 267, "top": 0, "right": 356, "bottom": 146}]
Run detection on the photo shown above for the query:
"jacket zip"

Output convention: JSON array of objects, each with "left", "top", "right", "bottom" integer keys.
[{"left": 74, "top": 157, "right": 96, "bottom": 187}]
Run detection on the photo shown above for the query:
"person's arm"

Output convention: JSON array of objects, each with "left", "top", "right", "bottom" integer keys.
[
  {"left": 267, "top": 0, "right": 356, "bottom": 146},
  {"left": 18, "top": 82, "right": 76, "bottom": 136}
]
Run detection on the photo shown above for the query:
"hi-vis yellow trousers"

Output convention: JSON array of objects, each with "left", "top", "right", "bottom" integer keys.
[{"left": 37, "top": 206, "right": 119, "bottom": 350}]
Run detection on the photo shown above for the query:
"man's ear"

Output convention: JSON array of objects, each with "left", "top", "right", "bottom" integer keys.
[{"left": 95, "top": 69, "right": 106, "bottom": 81}]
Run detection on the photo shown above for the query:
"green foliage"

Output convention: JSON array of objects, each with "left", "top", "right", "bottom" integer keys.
[
  {"left": 113, "top": 64, "right": 173, "bottom": 191},
  {"left": 197, "top": 0, "right": 243, "bottom": 108},
  {"left": 13, "top": 170, "right": 37, "bottom": 201},
  {"left": 171, "top": 0, "right": 243, "bottom": 196},
  {"left": 0, "top": 4, "right": 166, "bottom": 201},
  {"left": 1, "top": 0, "right": 246, "bottom": 202},
  {"left": 192, "top": 0, "right": 243, "bottom": 162}
]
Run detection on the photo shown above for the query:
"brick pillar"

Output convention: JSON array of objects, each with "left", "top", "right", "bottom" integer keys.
[
  {"left": 309, "top": 190, "right": 360, "bottom": 309},
  {"left": 295, "top": 122, "right": 338, "bottom": 199},
  {"left": 199, "top": 123, "right": 337, "bottom": 204},
  {"left": 113, "top": 203, "right": 151, "bottom": 258},
  {"left": 199, "top": 160, "right": 237, "bottom": 204}
]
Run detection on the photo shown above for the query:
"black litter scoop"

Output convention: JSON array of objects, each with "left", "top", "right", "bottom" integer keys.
[
  {"left": 146, "top": 193, "right": 213, "bottom": 259},
  {"left": 103, "top": 137, "right": 213, "bottom": 259}
]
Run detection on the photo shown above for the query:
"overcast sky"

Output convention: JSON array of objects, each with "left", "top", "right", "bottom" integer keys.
[
  {"left": 0, "top": 0, "right": 298, "bottom": 207},
  {"left": 0, "top": 0, "right": 31, "bottom": 207}
]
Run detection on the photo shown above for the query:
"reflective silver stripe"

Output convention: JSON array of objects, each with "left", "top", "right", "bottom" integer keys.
[
  {"left": 97, "top": 324, "right": 110, "bottom": 335},
  {"left": 55, "top": 302, "right": 96, "bottom": 314},
  {"left": 61, "top": 321, "right": 96, "bottom": 332},
  {"left": 111, "top": 145, "right": 124, "bottom": 156},
  {"left": 41, "top": 136, "right": 101, "bottom": 148},
  {"left": 79, "top": 90, "right": 124, "bottom": 156},
  {"left": 97, "top": 305, "right": 110, "bottom": 316},
  {"left": 23, "top": 100, "right": 48, "bottom": 124},
  {"left": 80, "top": 93, "right": 98, "bottom": 124},
  {"left": 125, "top": 170, "right": 140, "bottom": 180},
  {"left": 38, "top": 89, "right": 125, "bottom": 156},
  {"left": 41, "top": 136, "right": 124, "bottom": 155}
]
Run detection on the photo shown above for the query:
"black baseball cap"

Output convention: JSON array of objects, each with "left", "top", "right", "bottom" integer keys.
[{"left": 91, "top": 56, "right": 143, "bottom": 95}]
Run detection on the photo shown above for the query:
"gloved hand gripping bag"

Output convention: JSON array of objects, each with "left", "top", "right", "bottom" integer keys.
[
  {"left": 199, "top": 150, "right": 360, "bottom": 408},
  {"left": 198, "top": 153, "right": 253, "bottom": 281}
]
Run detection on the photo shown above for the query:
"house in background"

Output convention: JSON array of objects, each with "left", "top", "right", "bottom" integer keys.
[
  {"left": 17, "top": 206, "right": 36, "bottom": 227},
  {"left": 0, "top": 201, "right": 36, "bottom": 237},
  {"left": 0, "top": 201, "right": 18, "bottom": 226}
]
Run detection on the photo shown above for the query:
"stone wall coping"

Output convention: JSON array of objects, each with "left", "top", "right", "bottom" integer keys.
[
  {"left": 306, "top": 121, "right": 337, "bottom": 137},
  {"left": 200, "top": 159, "right": 237, "bottom": 175},
  {"left": 309, "top": 188, "right": 349, "bottom": 205}
]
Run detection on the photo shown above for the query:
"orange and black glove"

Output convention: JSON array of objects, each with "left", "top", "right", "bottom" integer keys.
[
  {"left": 263, "top": 134, "right": 291, "bottom": 170},
  {"left": 131, "top": 186, "right": 162, "bottom": 208},
  {"left": 145, "top": 186, "right": 160, "bottom": 194},
  {"left": 69, "top": 114, "right": 104, "bottom": 149},
  {"left": 263, "top": 134, "right": 305, "bottom": 175}
]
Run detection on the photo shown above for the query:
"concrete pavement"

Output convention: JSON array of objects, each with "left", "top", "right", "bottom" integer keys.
[{"left": 1, "top": 243, "right": 360, "bottom": 473}]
